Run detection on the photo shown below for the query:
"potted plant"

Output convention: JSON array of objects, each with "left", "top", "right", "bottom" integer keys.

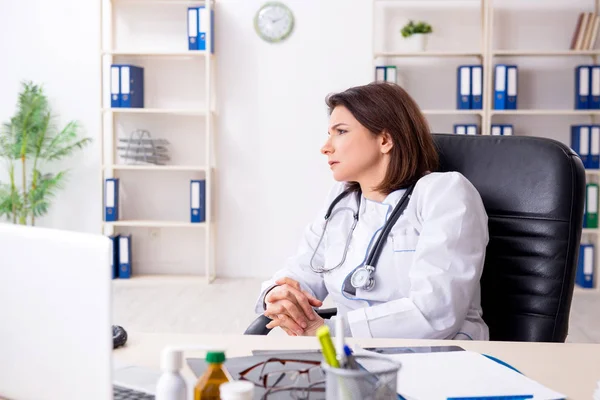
[
  {"left": 401, "top": 20, "right": 433, "bottom": 52},
  {"left": 0, "top": 81, "right": 92, "bottom": 226}
]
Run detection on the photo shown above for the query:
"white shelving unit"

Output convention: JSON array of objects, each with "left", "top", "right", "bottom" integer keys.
[
  {"left": 372, "top": 0, "right": 600, "bottom": 293},
  {"left": 102, "top": 108, "right": 211, "bottom": 115},
  {"left": 100, "top": 0, "right": 216, "bottom": 282}
]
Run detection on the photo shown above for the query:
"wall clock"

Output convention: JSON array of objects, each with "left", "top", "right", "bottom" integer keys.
[{"left": 254, "top": 2, "right": 295, "bottom": 43}]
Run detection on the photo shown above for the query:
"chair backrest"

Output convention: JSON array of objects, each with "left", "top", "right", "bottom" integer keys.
[{"left": 432, "top": 134, "right": 586, "bottom": 342}]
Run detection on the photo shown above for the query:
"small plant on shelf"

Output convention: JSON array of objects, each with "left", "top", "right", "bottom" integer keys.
[
  {"left": 400, "top": 20, "right": 433, "bottom": 38},
  {"left": 400, "top": 20, "right": 433, "bottom": 52}
]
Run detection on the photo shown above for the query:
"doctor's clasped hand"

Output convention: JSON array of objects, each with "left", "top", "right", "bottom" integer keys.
[{"left": 264, "top": 277, "right": 325, "bottom": 336}]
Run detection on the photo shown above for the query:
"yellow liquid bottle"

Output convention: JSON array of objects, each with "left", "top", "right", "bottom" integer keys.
[{"left": 194, "top": 351, "right": 231, "bottom": 400}]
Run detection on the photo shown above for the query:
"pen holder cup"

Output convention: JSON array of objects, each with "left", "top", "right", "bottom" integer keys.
[{"left": 321, "top": 355, "right": 401, "bottom": 400}]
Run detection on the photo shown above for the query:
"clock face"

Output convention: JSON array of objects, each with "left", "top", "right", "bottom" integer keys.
[{"left": 254, "top": 2, "right": 294, "bottom": 43}]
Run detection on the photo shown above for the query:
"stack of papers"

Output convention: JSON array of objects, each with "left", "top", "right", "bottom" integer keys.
[{"left": 353, "top": 347, "right": 565, "bottom": 400}]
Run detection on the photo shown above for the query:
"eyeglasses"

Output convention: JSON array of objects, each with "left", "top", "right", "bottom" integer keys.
[
  {"left": 238, "top": 358, "right": 326, "bottom": 399},
  {"left": 262, "top": 380, "right": 326, "bottom": 400}
]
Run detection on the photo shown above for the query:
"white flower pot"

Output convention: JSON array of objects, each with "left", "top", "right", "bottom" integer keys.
[{"left": 404, "top": 33, "right": 429, "bottom": 52}]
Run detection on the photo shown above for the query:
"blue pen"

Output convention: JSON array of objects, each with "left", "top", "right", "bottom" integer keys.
[{"left": 343, "top": 345, "right": 360, "bottom": 370}]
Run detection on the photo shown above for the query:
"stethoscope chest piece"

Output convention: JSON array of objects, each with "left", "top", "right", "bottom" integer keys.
[{"left": 350, "top": 264, "right": 376, "bottom": 291}]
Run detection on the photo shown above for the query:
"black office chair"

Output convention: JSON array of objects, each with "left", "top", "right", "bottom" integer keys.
[{"left": 245, "top": 134, "right": 586, "bottom": 342}]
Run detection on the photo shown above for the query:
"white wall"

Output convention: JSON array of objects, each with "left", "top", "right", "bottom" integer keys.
[
  {"left": 0, "top": 0, "right": 101, "bottom": 232},
  {"left": 0, "top": 0, "right": 372, "bottom": 278},
  {"left": 0, "top": 0, "right": 593, "bottom": 278}
]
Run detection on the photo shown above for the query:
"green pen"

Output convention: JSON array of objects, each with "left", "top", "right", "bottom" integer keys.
[{"left": 316, "top": 325, "right": 340, "bottom": 368}]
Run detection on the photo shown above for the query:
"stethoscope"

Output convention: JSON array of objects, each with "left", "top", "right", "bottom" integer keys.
[{"left": 309, "top": 182, "right": 416, "bottom": 292}]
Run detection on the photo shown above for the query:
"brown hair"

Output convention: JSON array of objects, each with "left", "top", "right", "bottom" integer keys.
[{"left": 325, "top": 82, "right": 439, "bottom": 194}]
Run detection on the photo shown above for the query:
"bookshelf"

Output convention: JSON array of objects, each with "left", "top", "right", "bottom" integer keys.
[
  {"left": 372, "top": 0, "right": 600, "bottom": 293},
  {"left": 100, "top": 0, "right": 216, "bottom": 282},
  {"left": 102, "top": 108, "right": 211, "bottom": 115}
]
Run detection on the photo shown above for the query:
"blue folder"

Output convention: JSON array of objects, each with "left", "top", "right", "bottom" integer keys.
[
  {"left": 198, "top": 6, "right": 215, "bottom": 53},
  {"left": 470, "top": 65, "right": 483, "bottom": 110},
  {"left": 591, "top": 66, "right": 600, "bottom": 109},
  {"left": 457, "top": 66, "right": 471, "bottom": 109},
  {"left": 453, "top": 124, "right": 466, "bottom": 135},
  {"left": 375, "top": 66, "right": 386, "bottom": 82},
  {"left": 104, "top": 178, "right": 119, "bottom": 222},
  {"left": 571, "top": 125, "right": 591, "bottom": 168},
  {"left": 190, "top": 180, "right": 206, "bottom": 223},
  {"left": 506, "top": 65, "right": 518, "bottom": 110},
  {"left": 575, "top": 65, "right": 591, "bottom": 109},
  {"left": 110, "top": 65, "right": 120, "bottom": 108},
  {"left": 109, "top": 234, "right": 120, "bottom": 279},
  {"left": 119, "top": 65, "right": 144, "bottom": 108},
  {"left": 494, "top": 64, "right": 508, "bottom": 110},
  {"left": 187, "top": 7, "right": 199, "bottom": 50},
  {"left": 118, "top": 235, "right": 132, "bottom": 279},
  {"left": 591, "top": 125, "right": 600, "bottom": 169},
  {"left": 576, "top": 244, "right": 595, "bottom": 288}
]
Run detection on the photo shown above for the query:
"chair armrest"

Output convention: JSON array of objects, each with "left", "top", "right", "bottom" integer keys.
[
  {"left": 243, "top": 308, "right": 338, "bottom": 335},
  {"left": 244, "top": 315, "right": 273, "bottom": 335},
  {"left": 316, "top": 307, "right": 337, "bottom": 320}
]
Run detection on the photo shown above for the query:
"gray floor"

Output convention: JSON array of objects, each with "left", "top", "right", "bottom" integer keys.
[{"left": 112, "top": 276, "right": 600, "bottom": 343}]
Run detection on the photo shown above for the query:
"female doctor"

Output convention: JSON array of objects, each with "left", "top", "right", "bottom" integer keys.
[{"left": 254, "top": 82, "right": 490, "bottom": 340}]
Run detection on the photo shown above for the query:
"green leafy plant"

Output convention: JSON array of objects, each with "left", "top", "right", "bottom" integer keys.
[
  {"left": 401, "top": 20, "right": 433, "bottom": 38},
  {"left": 0, "top": 81, "right": 92, "bottom": 225}
]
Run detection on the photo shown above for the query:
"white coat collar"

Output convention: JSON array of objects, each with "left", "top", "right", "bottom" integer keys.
[{"left": 359, "top": 187, "right": 408, "bottom": 218}]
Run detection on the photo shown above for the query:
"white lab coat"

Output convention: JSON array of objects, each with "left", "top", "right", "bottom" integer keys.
[{"left": 255, "top": 171, "right": 490, "bottom": 340}]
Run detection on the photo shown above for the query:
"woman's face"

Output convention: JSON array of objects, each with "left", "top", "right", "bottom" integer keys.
[{"left": 321, "top": 105, "right": 389, "bottom": 183}]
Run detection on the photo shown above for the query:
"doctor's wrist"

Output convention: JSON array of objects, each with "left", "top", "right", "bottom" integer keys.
[
  {"left": 262, "top": 284, "right": 279, "bottom": 311},
  {"left": 302, "top": 315, "right": 324, "bottom": 336}
]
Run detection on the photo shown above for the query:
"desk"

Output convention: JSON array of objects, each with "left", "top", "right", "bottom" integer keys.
[{"left": 114, "top": 332, "right": 600, "bottom": 400}]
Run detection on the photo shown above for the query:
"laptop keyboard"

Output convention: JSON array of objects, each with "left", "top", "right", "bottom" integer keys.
[{"left": 113, "top": 385, "right": 155, "bottom": 400}]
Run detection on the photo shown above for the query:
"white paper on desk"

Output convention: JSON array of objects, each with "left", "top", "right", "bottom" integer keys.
[{"left": 353, "top": 348, "right": 565, "bottom": 400}]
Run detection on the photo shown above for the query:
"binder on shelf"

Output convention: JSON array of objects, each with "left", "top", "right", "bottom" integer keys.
[
  {"left": 588, "top": 15, "right": 600, "bottom": 50},
  {"left": 466, "top": 125, "right": 477, "bottom": 135},
  {"left": 453, "top": 124, "right": 466, "bottom": 135},
  {"left": 198, "top": 5, "right": 215, "bottom": 53},
  {"left": 457, "top": 65, "right": 471, "bottom": 109},
  {"left": 385, "top": 66, "right": 397, "bottom": 84},
  {"left": 494, "top": 64, "right": 507, "bottom": 110},
  {"left": 591, "top": 125, "right": 600, "bottom": 169},
  {"left": 576, "top": 244, "right": 594, "bottom": 289},
  {"left": 577, "top": 12, "right": 592, "bottom": 50},
  {"left": 592, "top": 66, "right": 600, "bottom": 109},
  {"left": 582, "top": 12, "right": 597, "bottom": 50},
  {"left": 110, "top": 65, "right": 120, "bottom": 108},
  {"left": 374, "top": 66, "right": 396, "bottom": 83},
  {"left": 190, "top": 179, "right": 206, "bottom": 223},
  {"left": 570, "top": 12, "right": 586, "bottom": 50},
  {"left": 470, "top": 65, "right": 483, "bottom": 110},
  {"left": 491, "top": 124, "right": 514, "bottom": 136},
  {"left": 571, "top": 125, "right": 591, "bottom": 168},
  {"left": 575, "top": 65, "right": 590, "bottom": 110},
  {"left": 104, "top": 178, "right": 119, "bottom": 222},
  {"left": 119, "top": 65, "right": 144, "bottom": 108},
  {"left": 187, "top": 7, "right": 199, "bottom": 50},
  {"left": 375, "top": 66, "right": 386, "bottom": 82},
  {"left": 118, "top": 235, "right": 132, "bottom": 279},
  {"left": 506, "top": 65, "right": 518, "bottom": 110},
  {"left": 586, "top": 183, "right": 599, "bottom": 228},
  {"left": 108, "top": 234, "right": 120, "bottom": 279}
]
